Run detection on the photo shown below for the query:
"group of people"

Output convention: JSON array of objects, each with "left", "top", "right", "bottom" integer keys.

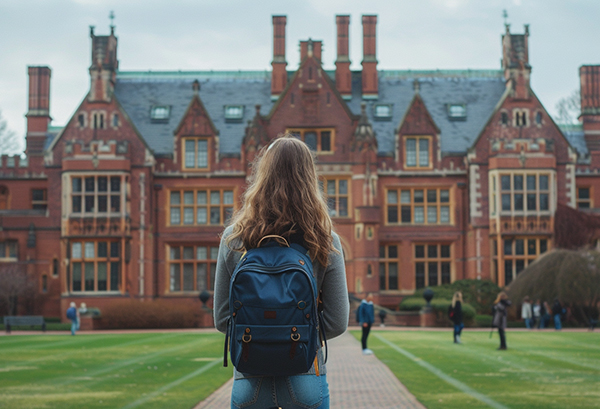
[{"left": 521, "top": 297, "right": 566, "bottom": 330}]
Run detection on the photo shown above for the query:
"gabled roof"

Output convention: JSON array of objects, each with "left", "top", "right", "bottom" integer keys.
[
  {"left": 397, "top": 91, "right": 441, "bottom": 135},
  {"left": 113, "top": 69, "right": 507, "bottom": 157},
  {"left": 345, "top": 70, "right": 507, "bottom": 155},
  {"left": 560, "top": 123, "right": 588, "bottom": 160},
  {"left": 114, "top": 71, "right": 273, "bottom": 156}
]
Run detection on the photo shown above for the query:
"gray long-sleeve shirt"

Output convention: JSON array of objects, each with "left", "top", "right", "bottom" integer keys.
[{"left": 213, "top": 225, "right": 349, "bottom": 377}]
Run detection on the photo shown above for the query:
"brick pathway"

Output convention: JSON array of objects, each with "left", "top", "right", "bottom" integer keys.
[{"left": 194, "top": 331, "right": 425, "bottom": 409}]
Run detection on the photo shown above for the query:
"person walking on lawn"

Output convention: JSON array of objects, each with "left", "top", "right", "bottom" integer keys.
[
  {"left": 493, "top": 292, "right": 511, "bottom": 350},
  {"left": 449, "top": 291, "right": 464, "bottom": 343},
  {"left": 522, "top": 296, "right": 533, "bottom": 329},
  {"left": 66, "top": 302, "right": 79, "bottom": 336},
  {"left": 552, "top": 298, "right": 564, "bottom": 330},
  {"left": 358, "top": 293, "right": 375, "bottom": 354}
]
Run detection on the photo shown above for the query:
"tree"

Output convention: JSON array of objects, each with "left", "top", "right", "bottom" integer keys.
[
  {"left": 508, "top": 249, "right": 600, "bottom": 326},
  {"left": 0, "top": 263, "right": 38, "bottom": 316},
  {"left": 554, "top": 89, "right": 581, "bottom": 125},
  {"left": 0, "top": 109, "right": 20, "bottom": 155}
]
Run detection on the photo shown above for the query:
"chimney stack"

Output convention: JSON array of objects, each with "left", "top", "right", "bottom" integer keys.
[
  {"left": 361, "top": 15, "right": 378, "bottom": 99},
  {"left": 26, "top": 66, "right": 51, "bottom": 156},
  {"left": 580, "top": 65, "right": 600, "bottom": 115},
  {"left": 580, "top": 65, "right": 600, "bottom": 152},
  {"left": 88, "top": 26, "right": 119, "bottom": 103},
  {"left": 271, "top": 15, "right": 288, "bottom": 99},
  {"left": 335, "top": 15, "right": 352, "bottom": 99}
]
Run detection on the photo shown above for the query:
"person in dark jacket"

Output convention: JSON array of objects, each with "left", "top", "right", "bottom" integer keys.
[
  {"left": 492, "top": 292, "right": 512, "bottom": 350},
  {"left": 358, "top": 293, "right": 375, "bottom": 355},
  {"left": 552, "top": 298, "right": 564, "bottom": 330},
  {"left": 449, "top": 291, "right": 464, "bottom": 343}
]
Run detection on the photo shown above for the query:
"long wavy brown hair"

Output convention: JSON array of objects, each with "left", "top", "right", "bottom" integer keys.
[{"left": 226, "top": 133, "right": 335, "bottom": 266}]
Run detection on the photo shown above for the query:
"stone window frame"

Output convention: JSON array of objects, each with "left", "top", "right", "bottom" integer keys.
[
  {"left": 0, "top": 241, "right": 18, "bottom": 261},
  {"left": 168, "top": 188, "right": 235, "bottom": 227},
  {"left": 69, "top": 240, "right": 122, "bottom": 293},
  {"left": 167, "top": 244, "right": 218, "bottom": 293},
  {"left": 492, "top": 237, "right": 549, "bottom": 285},
  {"left": 321, "top": 177, "right": 351, "bottom": 218},
  {"left": 31, "top": 188, "right": 47, "bottom": 211},
  {"left": 577, "top": 186, "right": 592, "bottom": 209},
  {"left": 496, "top": 171, "right": 552, "bottom": 216},
  {"left": 403, "top": 135, "right": 433, "bottom": 170},
  {"left": 70, "top": 174, "right": 124, "bottom": 217},
  {"left": 385, "top": 187, "right": 452, "bottom": 226},
  {"left": 286, "top": 128, "right": 335, "bottom": 154},
  {"left": 379, "top": 244, "right": 400, "bottom": 291},
  {"left": 182, "top": 137, "right": 211, "bottom": 172},
  {"left": 414, "top": 243, "right": 452, "bottom": 289}
]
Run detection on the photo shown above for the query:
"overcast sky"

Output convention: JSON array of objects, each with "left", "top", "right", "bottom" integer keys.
[{"left": 1, "top": 0, "right": 598, "bottom": 154}]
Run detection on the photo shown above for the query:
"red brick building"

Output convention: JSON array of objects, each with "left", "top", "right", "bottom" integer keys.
[{"left": 1, "top": 16, "right": 598, "bottom": 317}]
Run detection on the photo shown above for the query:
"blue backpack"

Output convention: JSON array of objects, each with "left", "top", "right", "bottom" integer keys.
[
  {"left": 224, "top": 235, "right": 326, "bottom": 376},
  {"left": 66, "top": 307, "right": 76, "bottom": 320}
]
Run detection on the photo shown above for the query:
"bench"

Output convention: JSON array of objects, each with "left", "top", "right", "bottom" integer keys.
[{"left": 3, "top": 316, "right": 46, "bottom": 333}]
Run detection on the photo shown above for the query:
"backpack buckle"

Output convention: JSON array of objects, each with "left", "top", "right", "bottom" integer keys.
[
  {"left": 291, "top": 333, "right": 301, "bottom": 341},
  {"left": 242, "top": 334, "right": 252, "bottom": 343}
]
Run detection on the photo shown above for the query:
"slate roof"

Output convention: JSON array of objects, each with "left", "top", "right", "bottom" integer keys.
[
  {"left": 344, "top": 70, "right": 507, "bottom": 155},
  {"left": 559, "top": 123, "right": 588, "bottom": 161},
  {"left": 114, "top": 71, "right": 273, "bottom": 156},
  {"left": 114, "top": 69, "right": 509, "bottom": 156}
]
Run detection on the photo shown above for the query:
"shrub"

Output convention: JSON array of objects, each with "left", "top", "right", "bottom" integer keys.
[
  {"left": 99, "top": 300, "right": 198, "bottom": 329},
  {"left": 475, "top": 314, "right": 493, "bottom": 327},
  {"left": 408, "top": 279, "right": 501, "bottom": 315},
  {"left": 399, "top": 298, "right": 476, "bottom": 326}
]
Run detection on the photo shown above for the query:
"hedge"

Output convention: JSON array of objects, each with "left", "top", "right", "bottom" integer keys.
[
  {"left": 399, "top": 298, "right": 476, "bottom": 326},
  {"left": 98, "top": 300, "right": 198, "bottom": 329}
]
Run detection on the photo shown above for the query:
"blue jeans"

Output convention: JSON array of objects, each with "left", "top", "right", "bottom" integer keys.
[
  {"left": 554, "top": 314, "right": 562, "bottom": 330},
  {"left": 70, "top": 318, "right": 78, "bottom": 335},
  {"left": 453, "top": 323, "right": 464, "bottom": 340},
  {"left": 525, "top": 318, "right": 533, "bottom": 329},
  {"left": 231, "top": 374, "right": 329, "bottom": 409}
]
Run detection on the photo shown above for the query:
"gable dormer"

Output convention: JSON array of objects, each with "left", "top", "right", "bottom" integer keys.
[
  {"left": 266, "top": 39, "right": 357, "bottom": 160},
  {"left": 396, "top": 83, "right": 440, "bottom": 170},
  {"left": 174, "top": 81, "right": 219, "bottom": 172}
]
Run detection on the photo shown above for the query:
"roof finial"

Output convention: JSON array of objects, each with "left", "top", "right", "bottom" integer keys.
[
  {"left": 524, "top": 24, "right": 530, "bottom": 35},
  {"left": 89, "top": 25, "right": 95, "bottom": 38},
  {"left": 503, "top": 9, "right": 508, "bottom": 27},
  {"left": 109, "top": 10, "right": 115, "bottom": 31},
  {"left": 307, "top": 38, "right": 314, "bottom": 57},
  {"left": 413, "top": 79, "right": 420, "bottom": 93},
  {"left": 192, "top": 80, "right": 200, "bottom": 94}
]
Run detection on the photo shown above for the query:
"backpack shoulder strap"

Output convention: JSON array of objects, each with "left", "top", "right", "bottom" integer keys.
[{"left": 257, "top": 235, "right": 290, "bottom": 248}]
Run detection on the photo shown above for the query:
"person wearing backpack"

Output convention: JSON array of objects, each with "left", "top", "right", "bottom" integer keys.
[
  {"left": 214, "top": 135, "right": 349, "bottom": 409},
  {"left": 357, "top": 293, "right": 375, "bottom": 354},
  {"left": 66, "top": 302, "right": 79, "bottom": 336},
  {"left": 449, "top": 291, "right": 464, "bottom": 344}
]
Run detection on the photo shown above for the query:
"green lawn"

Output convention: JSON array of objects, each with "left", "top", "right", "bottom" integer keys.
[
  {"left": 353, "top": 329, "right": 600, "bottom": 409},
  {"left": 0, "top": 332, "right": 232, "bottom": 409}
]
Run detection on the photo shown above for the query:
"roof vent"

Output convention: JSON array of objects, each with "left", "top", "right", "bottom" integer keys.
[{"left": 224, "top": 105, "right": 244, "bottom": 123}]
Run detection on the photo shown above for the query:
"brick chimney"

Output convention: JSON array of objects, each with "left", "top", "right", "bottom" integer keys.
[
  {"left": 300, "top": 39, "right": 322, "bottom": 62},
  {"left": 502, "top": 24, "right": 531, "bottom": 100},
  {"left": 88, "top": 25, "right": 119, "bottom": 103},
  {"left": 361, "top": 15, "right": 378, "bottom": 99},
  {"left": 335, "top": 15, "right": 352, "bottom": 99},
  {"left": 580, "top": 65, "right": 600, "bottom": 151},
  {"left": 271, "top": 16, "right": 287, "bottom": 99},
  {"left": 26, "top": 66, "right": 51, "bottom": 156}
]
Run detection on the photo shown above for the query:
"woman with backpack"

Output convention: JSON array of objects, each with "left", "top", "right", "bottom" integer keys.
[
  {"left": 214, "top": 134, "right": 349, "bottom": 409},
  {"left": 449, "top": 291, "right": 464, "bottom": 344},
  {"left": 492, "top": 292, "right": 512, "bottom": 350}
]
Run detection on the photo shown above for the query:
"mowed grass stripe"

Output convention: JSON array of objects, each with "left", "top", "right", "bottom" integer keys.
[
  {"left": 1, "top": 332, "right": 182, "bottom": 370},
  {"left": 375, "top": 334, "right": 510, "bottom": 409},
  {"left": 120, "top": 359, "right": 221, "bottom": 409},
  {"left": 0, "top": 334, "right": 109, "bottom": 353},
  {"left": 51, "top": 335, "right": 211, "bottom": 387}
]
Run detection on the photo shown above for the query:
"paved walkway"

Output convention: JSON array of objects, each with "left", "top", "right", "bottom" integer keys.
[{"left": 194, "top": 331, "right": 425, "bottom": 409}]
